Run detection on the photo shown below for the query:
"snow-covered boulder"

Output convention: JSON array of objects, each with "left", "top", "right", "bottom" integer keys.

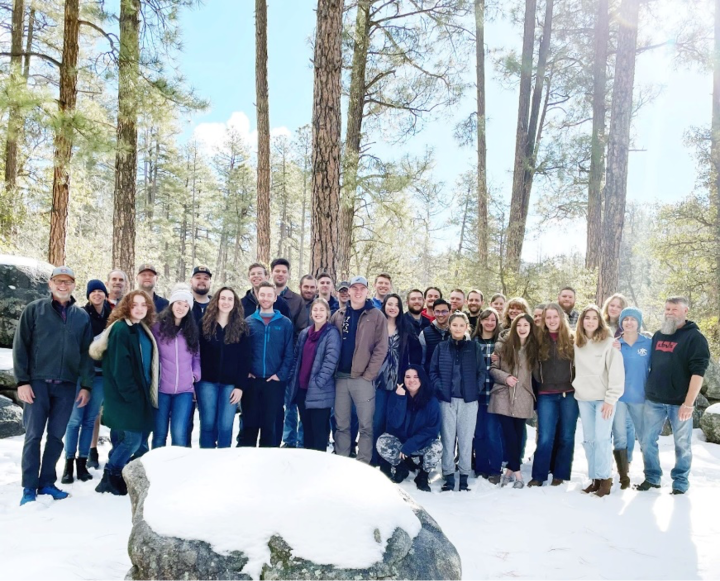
[
  {"left": 124, "top": 448, "right": 461, "bottom": 581},
  {"left": 0, "top": 255, "right": 54, "bottom": 348},
  {"left": 700, "top": 403, "right": 720, "bottom": 444},
  {"left": 0, "top": 395, "right": 23, "bottom": 438}
]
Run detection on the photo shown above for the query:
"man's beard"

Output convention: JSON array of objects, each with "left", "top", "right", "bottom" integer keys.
[
  {"left": 141, "top": 282, "right": 155, "bottom": 292},
  {"left": 467, "top": 305, "right": 481, "bottom": 315},
  {"left": 661, "top": 316, "right": 679, "bottom": 335},
  {"left": 407, "top": 304, "right": 423, "bottom": 315},
  {"left": 193, "top": 286, "right": 210, "bottom": 296}
]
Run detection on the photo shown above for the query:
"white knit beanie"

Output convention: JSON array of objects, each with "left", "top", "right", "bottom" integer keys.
[{"left": 169, "top": 283, "right": 194, "bottom": 309}]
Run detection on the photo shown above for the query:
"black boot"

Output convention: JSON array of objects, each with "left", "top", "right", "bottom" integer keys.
[
  {"left": 414, "top": 469, "right": 431, "bottom": 492},
  {"left": 95, "top": 469, "right": 112, "bottom": 494},
  {"left": 404, "top": 457, "right": 419, "bottom": 473},
  {"left": 76, "top": 457, "right": 93, "bottom": 482},
  {"left": 379, "top": 460, "right": 393, "bottom": 479},
  {"left": 393, "top": 462, "right": 410, "bottom": 484},
  {"left": 61, "top": 458, "right": 75, "bottom": 484},
  {"left": 110, "top": 472, "right": 128, "bottom": 496},
  {"left": 87, "top": 448, "right": 100, "bottom": 470},
  {"left": 441, "top": 473, "right": 455, "bottom": 492},
  {"left": 459, "top": 474, "right": 471, "bottom": 492}
]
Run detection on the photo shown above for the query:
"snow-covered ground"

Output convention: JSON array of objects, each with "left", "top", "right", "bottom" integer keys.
[{"left": 1, "top": 421, "right": 719, "bottom": 580}]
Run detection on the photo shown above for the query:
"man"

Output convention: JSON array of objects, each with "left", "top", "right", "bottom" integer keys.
[
  {"left": 13, "top": 266, "right": 94, "bottom": 505},
  {"left": 106, "top": 269, "right": 128, "bottom": 308},
  {"left": 271, "top": 258, "right": 303, "bottom": 323},
  {"left": 241, "top": 282, "right": 294, "bottom": 447},
  {"left": 404, "top": 288, "right": 430, "bottom": 337},
  {"left": 422, "top": 287, "right": 442, "bottom": 323},
  {"left": 466, "top": 289, "right": 484, "bottom": 330},
  {"left": 317, "top": 272, "right": 339, "bottom": 314},
  {"left": 449, "top": 289, "right": 466, "bottom": 313},
  {"left": 337, "top": 281, "right": 350, "bottom": 309},
  {"left": 241, "top": 262, "right": 291, "bottom": 318},
  {"left": 136, "top": 264, "right": 169, "bottom": 314},
  {"left": 330, "top": 276, "right": 388, "bottom": 463},
  {"left": 419, "top": 298, "right": 452, "bottom": 372},
  {"left": 558, "top": 286, "right": 579, "bottom": 329},
  {"left": 371, "top": 273, "right": 392, "bottom": 309},
  {"left": 190, "top": 265, "right": 212, "bottom": 324},
  {"left": 636, "top": 297, "right": 710, "bottom": 495},
  {"left": 294, "top": 274, "right": 318, "bottom": 334}
]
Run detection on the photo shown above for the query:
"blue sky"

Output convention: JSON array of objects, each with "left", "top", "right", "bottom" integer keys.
[{"left": 177, "top": 0, "right": 712, "bottom": 259}]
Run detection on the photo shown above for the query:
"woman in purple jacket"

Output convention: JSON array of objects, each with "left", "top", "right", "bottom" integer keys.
[{"left": 151, "top": 285, "right": 201, "bottom": 448}]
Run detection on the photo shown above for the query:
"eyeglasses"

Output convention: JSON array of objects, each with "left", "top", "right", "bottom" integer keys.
[
  {"left": 433, "top": 309, "right": 450, "bottom": 315},
  {"left": 53, "top": 280, "right": 74, "bottom": 287}
]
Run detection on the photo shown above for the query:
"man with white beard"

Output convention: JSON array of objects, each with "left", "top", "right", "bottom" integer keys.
[{"left": 636, "top": 297, "right": 710, "bottom": 495}]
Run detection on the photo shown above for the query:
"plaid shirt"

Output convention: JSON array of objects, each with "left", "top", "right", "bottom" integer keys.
[{"left": 475, "top": 337, "right": 495, "bottom": 405}]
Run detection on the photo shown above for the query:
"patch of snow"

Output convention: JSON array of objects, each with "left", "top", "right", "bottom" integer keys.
[
  {"left": 0, "top": 348, "right": 12, "bottom": 370},
  {"left": 704, "top": 403, "right": 720, "bottom": 415},
  {"left": 141, "top": 447, "right": 421, "bottom": 578},
  {"left": 0, "top": 254, "right": 47, "bottom": 269}
]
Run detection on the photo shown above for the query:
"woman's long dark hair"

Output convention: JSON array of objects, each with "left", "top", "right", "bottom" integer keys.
[
  {"left": 382, "top": 293, "right": 412, "bottom": 358},
  {"left": 404, "top": 364, "right": 434, "bottom": 410},
  {"left": 201, "top": 287, "right": 248, "bottom": 343},
  {"left": 157, "top": 303, "right": 200, "bottom": 354}
]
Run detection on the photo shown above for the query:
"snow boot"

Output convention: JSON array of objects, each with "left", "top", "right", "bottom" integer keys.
[
  {"left": 488, "top": 474, "right": 502, "bottom": 485},
  {"left": 76, "top": 457, "right": 93, "bottom": 482},
  {"left": 379, "top": 460, "right": 393, "bottom": 480},
  {"left": 635, "top": 480, "right": 661, "bottom": 492},
  {"left": 393, "top": 462, "right": 410, "bottom": 484},
  {"left": 594, "top": 478, "right": 613, "bottom": 498},
  {"left": 110, "top": 472, "right": 128, "bottom": 495},
  {"left": 441, "top": 474, "right": 455, "bottom": 492},
  {"left": 61, "top": 458, "right": 74, "bottom": 484},
  {"left": 95, "top": 469, "right": 113, "bottom": 494},
  {"left": 613, "top": 449, "right": 630, "bottom": 490},
  {"left": 582, "top": 479, "right": 599, "bottom": 494},
  {"left": 527, "top": 479, "right": 543, "bottom": 487},
  {"left": 404, "top": 456, "right": 419, "bottom": 473},
  {"left": 459, "top": 474, "right": 470, "bottom": 492},
  {"left": 87, "top": 447, "right": 100, "bottom": 470},
  {"left": 551, "top": 478, "right": 564, "bottom": 486},
  {"left": 414, "top": 470, "right": 431, "bottom": 492}
]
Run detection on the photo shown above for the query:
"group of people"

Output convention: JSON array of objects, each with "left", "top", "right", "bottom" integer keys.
[{"left": 12, "top": 260, "right": 711, "bottom": 506}]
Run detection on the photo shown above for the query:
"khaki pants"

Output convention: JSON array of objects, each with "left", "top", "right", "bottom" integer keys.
[{"left": 334, "top": 377, "right": 375, "bottom": 463}]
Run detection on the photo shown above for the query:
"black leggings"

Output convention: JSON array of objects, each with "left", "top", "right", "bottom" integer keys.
[
  {"left": 498, "top": 415, "right": 527, "bottom": 472},
  {"left": 297, "top": 390, "right": 331, "bottom": 452}
]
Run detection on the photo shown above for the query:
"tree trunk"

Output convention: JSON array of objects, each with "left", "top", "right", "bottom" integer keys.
[
  {"left": 310, "top": 0, "right": 343, "bottom": 279},
  {"left": 298, "top": 134, "right": 309, "bottom": 278},
  {"left": 596, "top": 0, "right": 640, "bottom": 304},
  {"left": 3, "top": 0, "right": 25, "bottom": 203},
  {"left": 505, "top": 0, "right": 537, "bottom": 273},
  {"left": 586, "top": 0, "right": 609, "bottom": 270},
  {"left": 474, "top": 0, "right": 488, "bottom": 271},
  {"left": 112, "top": 0, "right": 140, "bottom": 276},
  {"left": 48, "top": 0, "right": 79, "bottom": 266},
  {"left": 713, "top": 0, "right": 720, "bottom": 340},
  {"left": 255, "top": 0, "right": 271, "bottom": 264},
  {"left": 339, "top": 0, "right": 372, "bottom": 279},
  {"left": 23, "top": 6, "right": 34, "bottom": 79}
]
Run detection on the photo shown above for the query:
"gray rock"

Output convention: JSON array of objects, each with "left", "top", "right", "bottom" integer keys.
[
  {"left": 700, "top": 404, "right": 720, "bottom": 444},
  {"left": 0, "top": 255, "right": 54, "bottom": 348},
  {"left": 0, "top": 395, "right": 24, "bottom": 438},
  {"left": 124, "top": 459, "right": 462, "bottom": 581},
  {"left": 0, "top": 347, "right": 14, "bottom": 389},
  {"left": 701, "top": 360, "right": 720, "bottom": 400}
]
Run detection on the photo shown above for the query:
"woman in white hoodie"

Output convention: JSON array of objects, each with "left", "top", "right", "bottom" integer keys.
[{"left": 573, "top": 305, "right": 625, "bottom": 497}]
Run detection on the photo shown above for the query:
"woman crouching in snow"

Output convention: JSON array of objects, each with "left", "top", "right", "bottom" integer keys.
[{"left": 376, "top": 365, "right": 441, "bottom": 491}]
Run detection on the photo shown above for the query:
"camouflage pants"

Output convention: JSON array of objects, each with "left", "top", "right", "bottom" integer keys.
[{"left": 376, "top": 433, "right": 443, "bottom": 472}]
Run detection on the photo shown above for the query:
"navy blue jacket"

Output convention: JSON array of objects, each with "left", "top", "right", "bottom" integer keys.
[
  {"left": 429, "top": 338, "right": 486, "bottom": 403},
  {"left": 386, "top": 391, "right": 441, "bottom": 455},
  {"left": 288, "top": 324, "right": 341, "bottom": 409},
  {"left": 404, "top": 312, "right": 430, "bottom": 337},
  {"left": 245, "top": 310, "right": 294, "bottom": 381},
  {"left": 153, "top": 293, "right": 169, "bottom": 314}
]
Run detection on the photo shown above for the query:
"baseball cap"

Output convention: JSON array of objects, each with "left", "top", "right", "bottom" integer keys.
[
  {"left": 51, "top": 266, "right": 75, "bottom": 281},
  {"left": 349, "top": 276, "right": 368, "bottom": 288},
  {"left": 337, "top": 281, "right": 350, "bottom": 291},
  {"left": 137, "top": 263, "right": 158, "bottom": 275},
  {"left": 192, "top": 265, "right": 212, "bottom": 277}
]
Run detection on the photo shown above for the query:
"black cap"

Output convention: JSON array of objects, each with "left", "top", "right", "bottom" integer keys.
[{"left": 192, "top": 265, "right": 212, "bottom": 278}]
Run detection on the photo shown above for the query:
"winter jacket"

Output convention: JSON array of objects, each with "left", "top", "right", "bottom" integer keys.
[
  {"left": 280, "top": 287, "right": 304, "bottom": 323},
  {"left": 488, "top": 336, "right": 535, "bottom": 419},
  {"left": 151, "top": 324, "right": 201, "bottom": 395},
  {"left": 429, "top": 338, "right": 486, "bottom": 403},
  {"left": 403, "top": 312, "right": 430, "bottom": 337},
  {"left": 288, "top": 324, "right": 341, "bottom": 409},
  {"left": 246, "top": 310, "right": 294, "bottom": 381},
  {"left": 386, "top": 390, "right": 441, "bottom": 455},
  {"left": 83, "top": 301, "right": 111, "bottom": 376},
  {"left": 13, "top": 297, "right": 94, "bottom": 389},
  {"left": 90, "top": 319, "right": 159, "bottom": 432},
  {"left": 646, "top": 321, "right": 711, "bottom": 405},
  {"left": 475, "top": 337, "right": 495, "bottom": 405},
  {"left": 153, "top": 293, "right": 169, "bottom": 314},
  {"left": 199, "top": 325, "right": 251, "bottom": 388},
  {"left": 241, "top": 289, "right": 291, "bottom": 319},
  {"left": 619, "top": 335, "right": 651, "bottom": 404},
  {"left": 327, "top": 295, "right": 340, "bottom": 314},
  {"left": 572, "top": 336, "right": 625, "bottom": 405},
  {"left": 330, "top": 300, "right": 389, "bottom": 381},
  {"left": 294, "top": 298, "right": 314, "bottom": 337},
  {"left": 419, "top": 321, "right": 451, "bottom": 372},
  {"left": 535, "top": 338, "right": 575, "bottom": 394}
]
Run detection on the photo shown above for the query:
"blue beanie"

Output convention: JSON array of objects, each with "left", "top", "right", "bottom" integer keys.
[
  {"left": 86, "top": 279, "right": 108, "bottom": 299},
  {"left": 619, "top": 307, "right": 642, "bottom": 331}
]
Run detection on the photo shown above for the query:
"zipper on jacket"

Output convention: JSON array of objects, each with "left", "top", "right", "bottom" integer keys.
[
  {"left": 263, "top": 319, "right": 269, "bottom": 378},
  {"left": 175, "top": 336, "right": 179, "bottom": 394}
]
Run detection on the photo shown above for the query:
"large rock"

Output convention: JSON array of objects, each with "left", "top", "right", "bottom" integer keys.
[
  {"left": 0, "top": 255, "right": 54, "bottom": 348},
  {"left": 701, "top": 360, "right": 720, "bottom": 400},
  {"left": 700, "top": 404, "right": 720, "bottom": 444},
  {"left": 0, "top": 395, "right": 23, "bottom": 438},
  {"left": 125, "top": 448, "right": 461, "bottom": 581}
]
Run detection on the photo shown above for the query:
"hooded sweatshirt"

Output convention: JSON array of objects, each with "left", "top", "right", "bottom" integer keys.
[
  {"left": 151, "top": 323, "right": 201, "bottom": 395},
  {"left": 572, "top": 336, "right": 625, "bottom": 405}
]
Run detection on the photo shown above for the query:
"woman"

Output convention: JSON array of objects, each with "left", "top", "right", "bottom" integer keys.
[
  {"left": 612, "top": 307, "right": 651, "bottom": 489},
  {"left": 501, "top": 297, "right": 532, "bottom": 334},
  {"left": 573, "top": 305, "right": 625, "bottom": 497},
  {"left": 471, "top": 307, "right": 503, "bottom": 483},
  {"left": 376, "top": 365, "right": 442, "bottom": 491},
  {"left": 601, "top": 293, "right": 628, "bottom": 337},
  {"left": 90, "top": 290, "right": 158, "bottom": 495},
  {"left": 489, "top": 314, "right": 539, "bottom": 489},
  {"left": 62, "top": 280, "right": 111, "bottom": 484},
  {"left": 373, "top": 294, "right": 422, "bottom": 465},
  {"left": 151, "top": 285, "right": 201, "bottom": 448},
  {"left": 197, "top": 287, "right": 250, "bottom": 448},
  {"left": 288, "top": 298, "right": 340, "bottom": 451},
  {"left": 430, "top": 312, "right": 485, "bottom": 492},
  {"left": 529, "top": 303, "right": 578, "bottom": 487},
  {"left": 533, "top": 304, "right": 547, "bottom": 327},
  {"left": 490, "top": 293, "right": 506, "bottom": 315}
]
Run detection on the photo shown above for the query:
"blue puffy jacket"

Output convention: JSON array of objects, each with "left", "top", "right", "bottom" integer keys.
[
  {"left": 287, "top": 324, "right": 341, "bottom": 409},
  {"left": 429, "top": 338, "right": 486, "bottom": 403},
  {"left": 386, "top": 391, "right": 441, "bottom": 455},
  {"left": 245, "top": 310, "right": 294, "bottom": 381}
]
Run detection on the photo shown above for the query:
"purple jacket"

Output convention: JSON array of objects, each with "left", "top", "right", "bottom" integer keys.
[{"left": 151, "top": 324, "right": 201, "bottom": 395}]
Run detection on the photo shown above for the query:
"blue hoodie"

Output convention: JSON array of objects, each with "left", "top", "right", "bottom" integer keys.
[
  {"left": 619, "top": 334, "right": 652, "bottom": 404},
  {"left": 245, "top": 310, "right": 294, "bottom": 381}
]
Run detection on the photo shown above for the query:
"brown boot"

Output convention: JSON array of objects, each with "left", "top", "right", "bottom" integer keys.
[
  {"left": 594, "top": 478, "right": 613, "bottom": 497},
  {"left": 582, "top": 479, "right": 599, "bottom": 494},
  {"left": 613, "top": 449, "right": 630, "bottom": 490}
]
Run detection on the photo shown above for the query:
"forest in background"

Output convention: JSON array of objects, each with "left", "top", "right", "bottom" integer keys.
[{"left": 0, "top": 0, "right": 717, "bottom": 353}]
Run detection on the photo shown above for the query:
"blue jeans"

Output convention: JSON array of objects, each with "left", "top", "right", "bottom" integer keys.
[
  {"left": 152, "top": 392, "right": 194, "bottom": 448},
  {"left": 64, "top": 376, "right": 104, "bottom": 459},
  {"left": 641, "top": 401, "right": 693, "bottom": 492},
  {"left": 578, "top": 400, "right": 615, "bottom": 480},
  {"left": 612, "top": 401, "right": 645, "bottom": 461},
  {"left": 196, "top": 381, "right": 237, "bottom": 448},
  {"left": 107, "top": 429, "right": 144, "bottom": 475},
  {"left": 371, "top": 389, "right": 392, "bottom": 465},
  {"left": 474, "top": 404, "right": 503, "bottom": 476},
  {"left": 532, "top": 392, "right": 579, "bottom": 482}
]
